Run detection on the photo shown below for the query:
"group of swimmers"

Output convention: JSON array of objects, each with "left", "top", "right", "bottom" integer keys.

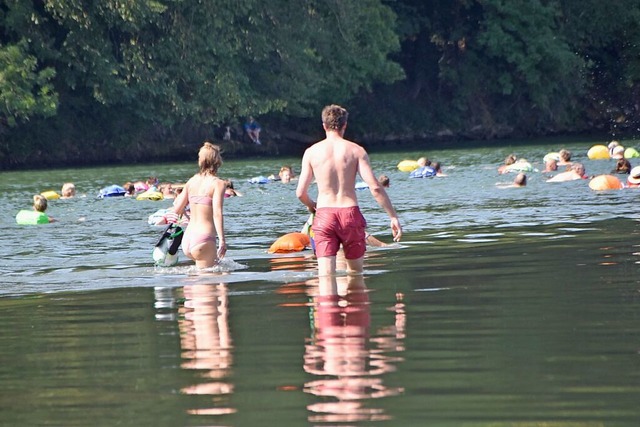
[
  {"left": 16, "top": 182, "right": 77, "bottom": 224},
  {"left": 496, "top": 142, "right": 640, "bottom": 188},
  {"left": 43, "top": 107, "right": 640, "bottom": 278}
]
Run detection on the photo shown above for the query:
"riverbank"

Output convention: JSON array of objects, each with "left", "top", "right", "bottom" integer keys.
[{"left": 0, "top": 116, "right": 611, "bottom": 171}]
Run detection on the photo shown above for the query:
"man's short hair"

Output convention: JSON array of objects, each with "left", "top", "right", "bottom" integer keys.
[{"left": 322, "top": 105, "right": 348, "bottom": 130}]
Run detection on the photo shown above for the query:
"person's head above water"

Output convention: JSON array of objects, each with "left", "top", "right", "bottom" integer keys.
[
  {"left": 514, "top": 173, "right": 527, "bottom": 187},
  {"left": 33, "top": 194, "right": 48, "bottom": 212}
]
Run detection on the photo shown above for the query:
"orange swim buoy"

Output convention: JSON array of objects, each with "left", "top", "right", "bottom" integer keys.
[
  {"left": 268, "top": 232, "right": 311, "bottom": 253},
  {"left": 589, "top": 174, "right": 623, "bottom": 190}
]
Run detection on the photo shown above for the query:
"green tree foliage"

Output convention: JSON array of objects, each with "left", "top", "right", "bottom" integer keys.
[
  {"left": 2, "top": 0, "right": 640, "bottom": 168},
  {"left": 0, "top": 0, "right": 403, "bottom": 166},
  {"left": 558, "top": 0, "right": 640, "bottom": 133},
  {"left": 0, "top": 40, "right": 57, "bottom": 128},
  {"left": 373, "top": 0, "right": 586, "bottom": 137},
  {"left": 474, "top": 0, "right": 585, "bottom": 132},
  {"left": 2, "top": 0, "right": 402, "bottom": 126}
]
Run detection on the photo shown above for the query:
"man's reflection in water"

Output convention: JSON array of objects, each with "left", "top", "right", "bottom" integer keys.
[
  {"left": 303, "top": 271, "right": 405, "bottom": 423},
  {"left": 178, "top": 283, "right": 236, "bottom": 416}
]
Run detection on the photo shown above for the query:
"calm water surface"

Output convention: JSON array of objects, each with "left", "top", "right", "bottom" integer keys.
[{"left": 1, "top": 138, "right": 640, "bottom": 426}]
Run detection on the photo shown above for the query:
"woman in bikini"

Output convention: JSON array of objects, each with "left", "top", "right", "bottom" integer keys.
[{"left": 173, "top": 142, "right": 227, "bottom": 268}]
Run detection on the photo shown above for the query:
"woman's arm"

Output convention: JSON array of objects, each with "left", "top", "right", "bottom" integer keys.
[{"left": 212, "top": 179, "right": 227, "bottom": 258}]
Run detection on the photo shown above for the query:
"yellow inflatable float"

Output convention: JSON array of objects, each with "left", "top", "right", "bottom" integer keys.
[
  {"left": 136, "top": 190, "right": 164, "bottom": 201},
  {"left": 41, "top": 190, "right": 60, "bottom": 200},
  {"left": 587, "top": 145, "right": 610, "bottom": 160},
  {"left": 268, "top": 232, "right": 311, "bottom": 253},
  {"left": 397, "top": 160, "right": 419, "bottom": 172},
  {"left": 589, "top": 174, "right": 623, "bottom": 191}
]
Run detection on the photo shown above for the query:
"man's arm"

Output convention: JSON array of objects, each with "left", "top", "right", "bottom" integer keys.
[
  {"left": 296, "top": 150, "right": 317, "bottom": 213},
  {"left": 359, "top": 153, "right": 403, "bottom": 242}
]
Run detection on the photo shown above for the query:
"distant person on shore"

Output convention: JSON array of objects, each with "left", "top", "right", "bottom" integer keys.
[
  {"left": 244, "top": 116, "right": 261, "bottom": 145},
  {"left": 61, "top": 183, "right": 76, "bottom": 199},
  {"left": 172, "top": 142, "right": 227, "bottom": 269},
  {"left": 547, "top": 162, "right": 587, "bottom": 182},
  {"left": 296, "top": 104, "right": 402, "bottom": 278}
]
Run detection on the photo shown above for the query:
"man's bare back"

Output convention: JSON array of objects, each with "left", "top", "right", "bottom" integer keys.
[
  {"left": 299, "top": 135, "right": 365, "bottom": 208},
  {"left": 296, "top": 105, "right": 402, "bottom": 278}
]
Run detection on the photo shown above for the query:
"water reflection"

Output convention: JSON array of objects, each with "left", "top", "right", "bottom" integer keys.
[
  {"left": 177, "top": 283, "right": 236, "bottom": 416},
  {"left": 302, "top": 270, "right": 405, "bottom": 423}
]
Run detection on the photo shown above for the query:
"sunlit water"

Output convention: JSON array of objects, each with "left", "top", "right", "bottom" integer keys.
[{"left": 1, "top": 138, "right": 640, "bottom": 426}]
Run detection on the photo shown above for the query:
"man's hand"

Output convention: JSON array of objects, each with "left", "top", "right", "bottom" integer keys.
[{"left": 390, "top": 217, "right": 402, "bottom": 242}]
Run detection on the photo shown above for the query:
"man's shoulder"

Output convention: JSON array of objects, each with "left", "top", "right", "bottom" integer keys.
[{"left": 306, "top": 137, "right": 365, "bottom": 155}]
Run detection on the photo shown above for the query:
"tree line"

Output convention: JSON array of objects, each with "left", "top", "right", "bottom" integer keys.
[{"left": 1, "top": 0, "right": 638, "bottom": 169}]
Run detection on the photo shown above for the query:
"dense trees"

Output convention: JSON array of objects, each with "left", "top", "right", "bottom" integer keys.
[
  {"left": 367, "top": 0, "right": 640, "bottom": 140},
  {"left": 0, "top": 0, "right": 639, "bottom": 168}
]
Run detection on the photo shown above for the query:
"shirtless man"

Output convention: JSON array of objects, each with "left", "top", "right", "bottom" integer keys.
[
  {"left": 546, "top": 162, "right": 588, "bottom": 182},
  {"left": 296, "top": 104, "right": 402, "bottom": 278}
]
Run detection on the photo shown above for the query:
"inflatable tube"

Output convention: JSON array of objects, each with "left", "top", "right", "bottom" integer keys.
[
  {"left": 268, "top": 232, "right": 311, "bottom": 253},
  {"left": 397, "top": 160, "right": 419, "bottom": 172},
  {"left": 41, "top": 190, "right": 60, "bottom": 200},
  {"left": 98, "top": 185, "right": 126, "bottom": 198},
  {"left": 136, "top": 190, "right": 164, "bottom": 201},
  {"left": 587, "top": 145, "right": 610, "bottom": 160},
  {"left": 16, "top": 210, "right": 49, "bottom": 225},
  {"left": 624, "top": 147, "right": 640, "bottom": 158},
  {"left": 589, "top": 174, "right": 623, "bottom": 191},
  {"left": 504, "top": 160, "right": 534, "bottom": 173},
  {"left": 409, "top": 166, "right": 436, "bottom": 178},
  {"left": 249, "top": 176, "right": 269, "bottom": 184},
  {"left": 543, "top": 152, "right": 560, "bottom": 163},
  {"left": 148, "top": 208, "right": 172, "bottom": 225},
  {"left": 355, "top": 181, "right": 369, "bottom": 190}
]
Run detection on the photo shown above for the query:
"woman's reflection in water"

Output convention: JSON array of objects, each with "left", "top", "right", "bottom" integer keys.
[
  {"left": 178, "top": 283, "right": 236, "bottom": 416},
  {"left": 303, "top": 271, "right": 406, "bottom": 423}
]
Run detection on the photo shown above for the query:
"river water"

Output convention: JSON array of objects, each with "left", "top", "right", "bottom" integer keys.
[{"left": 1, "top": 138, "right": 640, "bottom": 426}]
